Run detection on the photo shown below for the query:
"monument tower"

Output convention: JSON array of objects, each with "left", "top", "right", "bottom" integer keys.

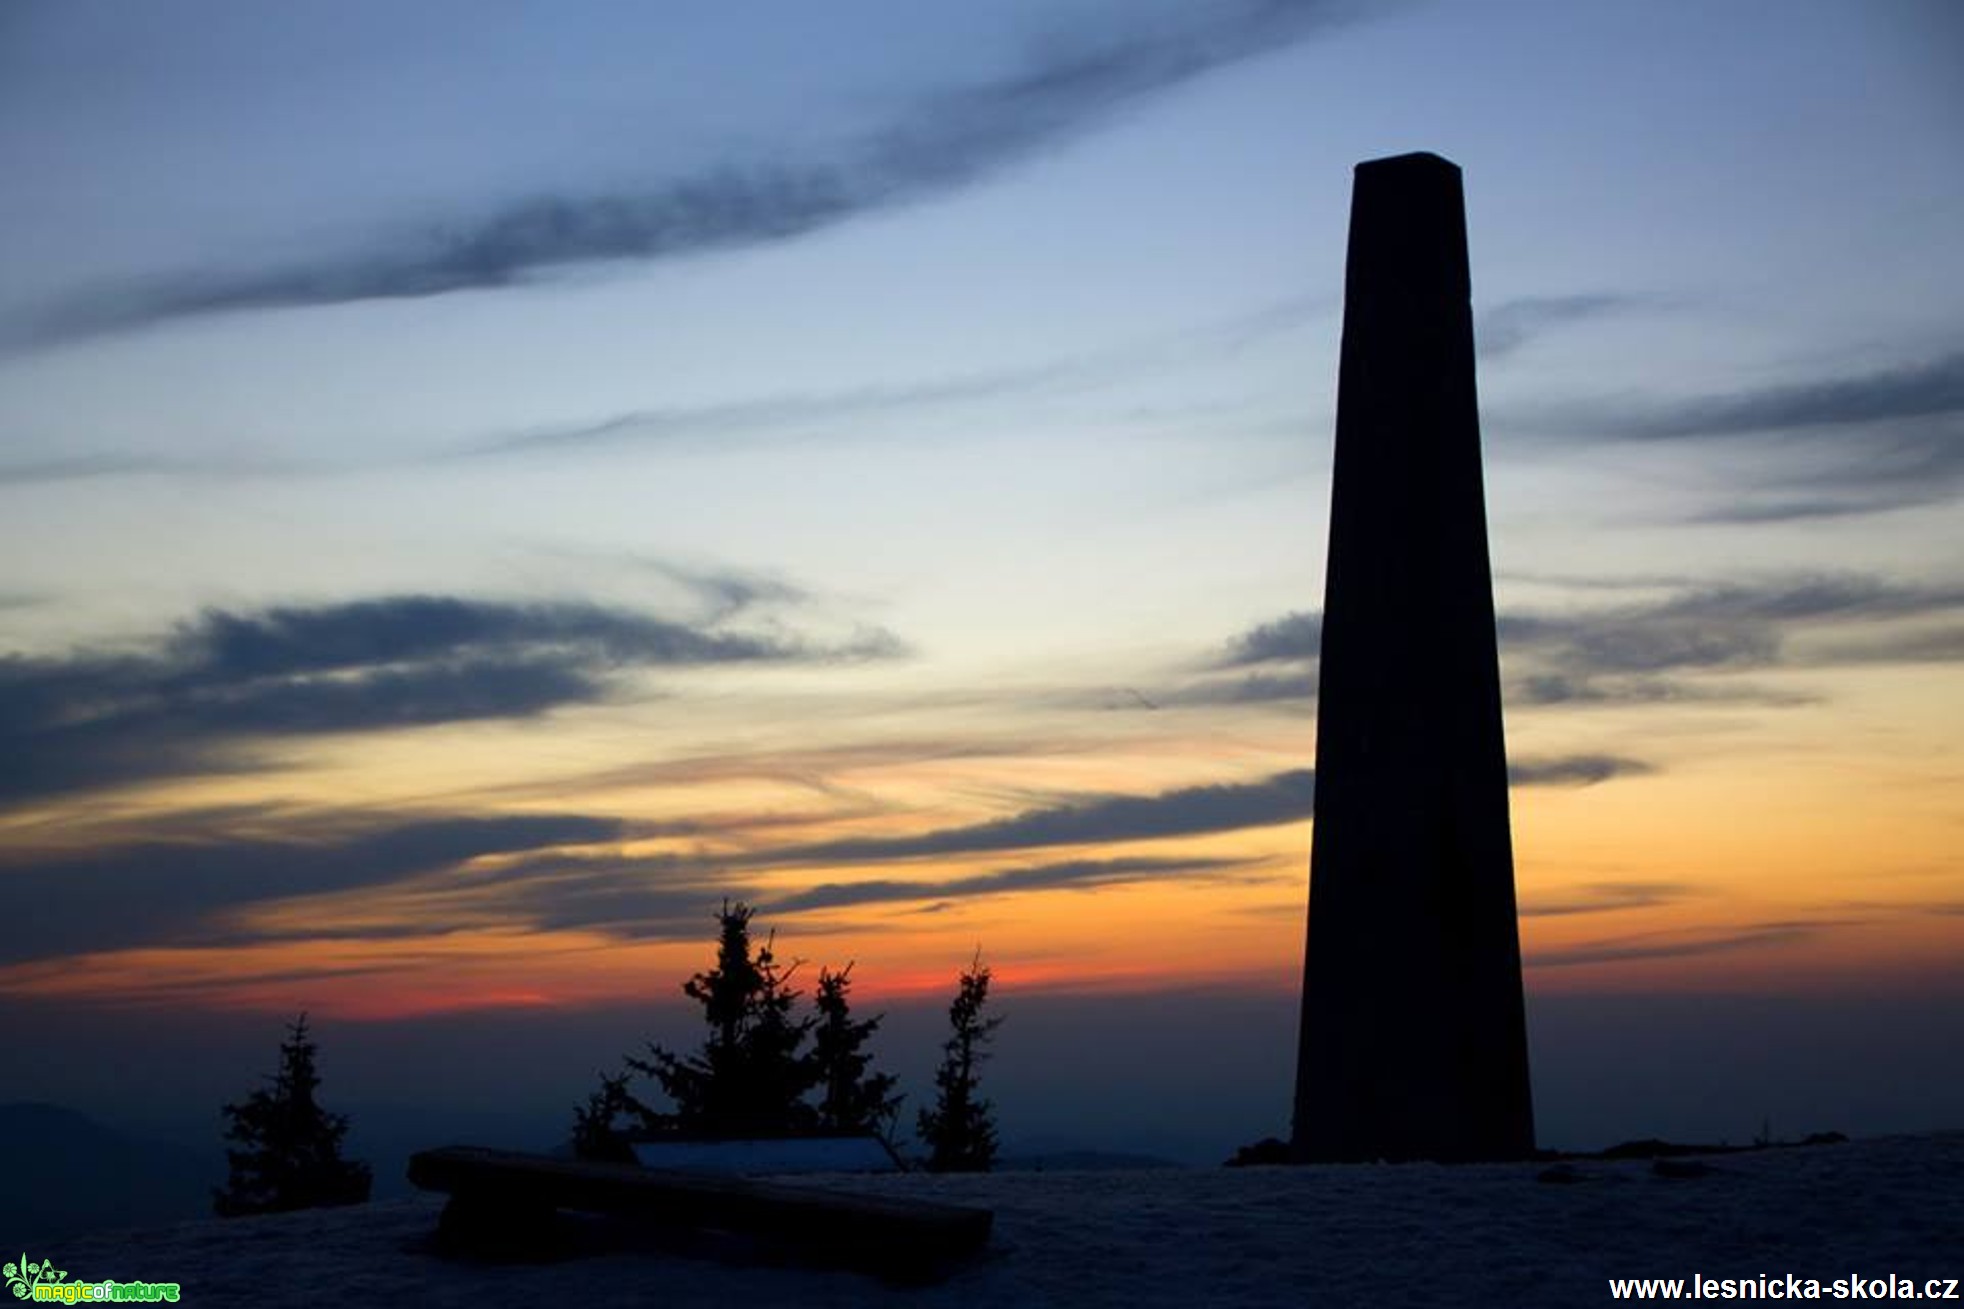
[{"left": 1291, "top": 153, "right": 1535, "bottom": 1162}]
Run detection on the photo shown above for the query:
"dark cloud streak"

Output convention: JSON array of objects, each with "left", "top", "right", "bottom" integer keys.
[
  {"left": 1527, "top": 922, "right": 1830, "bottom": 968},
  {"left": 1619, "top": 351, "right": 1964, "bottom": 440},
  {"left": 1519, "top": 880, "right": 1693, "bottom": 917},
  {"left": 0, "top": 593, "right": 899, "bottom": 805},
  {"left": 1509, "top": 349, "right": 1964, "bottom": 521},
  {"left": 764, "top": 855, "right": 1263, "bottom": 914},
  {"left": 1215, "top": 611, "right": 1320, "bottom": 667},
  {"left": 1477, "top": 294, "right": 1632, "bottom": 361},
  {"left": 0, "top": 812, "right": 623, "bottom": 965},
  {"left": 13, "top": 1, "right": 1360, "bottom": 348},
  {"left": 1211, "top": 571, "right": 1964, "bottom": 714},
  {"left": 1506, "top": 755, "right": 1653, "bottom": 787},
  {"left": 764, "top": 769, "right": 1317, "bottom": 865},
  {"left": 1159, "top": 672, "right": 1315, "bottom": 707}
]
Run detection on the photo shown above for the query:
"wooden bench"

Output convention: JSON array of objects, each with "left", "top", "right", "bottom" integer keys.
[{"left": 408, "top": 1145, "right": 991, "bottom": 1279}]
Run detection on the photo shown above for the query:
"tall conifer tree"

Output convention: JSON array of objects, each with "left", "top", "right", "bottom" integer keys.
[
  {"left": 623, "top": 901, "right": 819, "bottom": 1138},
  {"left": 214, "top": 1014, "right": 371, "bottom": 1215},
  {"left": 917, "top": 953, "right": 1001, "bottom": 1172}
]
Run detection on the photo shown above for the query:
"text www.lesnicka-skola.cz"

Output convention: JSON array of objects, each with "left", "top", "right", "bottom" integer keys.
[{"left": 1609, "top": 1274, "right": 1960, "bottom": 1300}]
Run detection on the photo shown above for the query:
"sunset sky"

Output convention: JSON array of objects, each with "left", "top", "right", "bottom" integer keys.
[{"left": 2, "top": 0, "right": 1960, "bottom": 1157}]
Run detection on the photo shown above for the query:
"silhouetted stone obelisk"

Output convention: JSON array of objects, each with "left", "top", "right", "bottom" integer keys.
[{"left": 1291, "top": 153, "right": 1534, "bottom": 1163}]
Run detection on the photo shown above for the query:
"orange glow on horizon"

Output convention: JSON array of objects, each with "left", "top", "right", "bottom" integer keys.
[{"left": 1, "top": 660, "right": 1957, "bottom": 1021}]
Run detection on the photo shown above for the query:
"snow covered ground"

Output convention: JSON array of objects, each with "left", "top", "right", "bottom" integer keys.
[{"left": 36, "top": 1134, "right": 1963, "bottom": 1306}]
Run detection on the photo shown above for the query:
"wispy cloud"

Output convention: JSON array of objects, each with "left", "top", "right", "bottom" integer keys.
[
  {"left": 1215, "top": 611, "right": 1320, "bottom": 667},
  {"left": 1519, "top": 880, "right": 1693, "bottom": 917},
  {"left": 1527, "top": 921, "right": 1838, "bottom": 967},
  {"left": 346, "top": 841, "right": 1275, "bottom": 944},
  {"left": 763, "top": 769, "right": 1318, "bottom": 865},
  {"left": 1208, "top": 571, "right": 1964, "bottom": 713},
  {"left": 418, "top": 848, "right": 731, "bottom": 942},
  {"left": 1619, "top": 351, "right": 1964, "bottom": 440},
  {"left": 611, "top": 557, "right": 810, "bottom": 624},
  {"left": 471, "top": 734, "right": 1105, "bottom": 809},
  {"left": 0, "top": 454, "right": 245, "bottom": 486},
  {"left": 1507, "top": 673, "right": 1810, "bottom": 709},
  {"left": 11, "top": 1, "right": 1363, "bottom": 349},
  {"left": 0, "top": 451, "right": 341, "bottom": 491},
  {"left": 0, "top": 286, "right": 1333, "bottom": 487},
  {"left": 0, "top": 811, "right": 623, "bottom": 965},
  {"left": 1476, "top": 294, "right": 1634, "bottom": 361},
  {"left": 0, "top": 593, "right": 900, "bottom": 805},
  {"left": 1507, "top": 755, "right": 1653, "bottom": 787},
  {"left": 467, "top": 363, "right": 1084, "bottom": 458},
  {"left": 1514, "top": 348, "right": 1964, "bottom": 521},
  {"left": 389, "top": 752, "right": 1660, "bottom": 944},
  {"left": 463, "top": 288, "right": 1337, "bottom": 460},
  {"left": 211, "top": 846, "right": 1273, "bottom": 949},
  {"left": 1142, "top": 609, "right": 1323, "bottom": 704},
  {"left": 1806, "top": 625, "right": 1964, "bottom": 665},
  {"left": 1500, "top": 609, "right": 1777, "bottom": 675},
  {"left": 1156, "top": 671, "right": 1316, "bottom": 708},
  {"left": 1502, "top": 574, "right": 1964, "bottom": 688},
  {"left": 1686, "top": 415, "right": 1964, "bottom": 521},
  {"left": 763, "top": 855, "right": 1264, "bottom": 915}
]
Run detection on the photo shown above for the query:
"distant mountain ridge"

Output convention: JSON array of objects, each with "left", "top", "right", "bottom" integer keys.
[{"left": 0, "top": 1101, "right": 220, "bottom": 1244}]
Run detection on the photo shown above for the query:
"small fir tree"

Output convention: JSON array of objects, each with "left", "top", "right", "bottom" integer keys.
[
  {"left": 810, "top": 963, "right": 903, "bottom": 1138},
  {"left": 214, "top": 1014, "right": 372, "bottom": 1215},
  {"left": 570, "top": 1068, "right": 638, "bottom": 1163},
  {"left": 917, "top": 952, "right": 1001, "bottom": 1172}
]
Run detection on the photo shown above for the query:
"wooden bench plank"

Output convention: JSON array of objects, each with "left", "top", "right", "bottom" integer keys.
[{"left": 408, "top": 1145, "right": 991, "bottom": 1275}]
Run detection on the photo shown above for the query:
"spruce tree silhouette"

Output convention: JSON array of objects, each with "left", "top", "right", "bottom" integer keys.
[
  {"left": 574, "top": 908, "right": 913, "bottom": 1158},
  {"left": 811, "top": 963, "right": 903, "bottom": 1139},
  {"left": 213, "top": 1014, "right": 371, "bottom": 1215},
  {"left": 622, "top": 900, "right": 819, "bottom": 1139},
  {"left": 918, "top": 953, "right": 1001, "bottom": 1173}
]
